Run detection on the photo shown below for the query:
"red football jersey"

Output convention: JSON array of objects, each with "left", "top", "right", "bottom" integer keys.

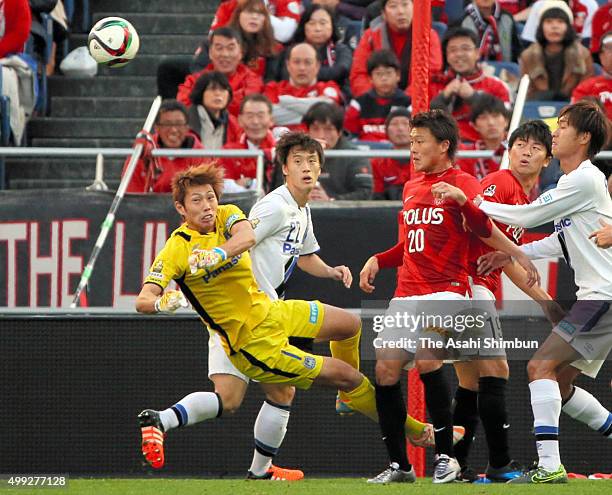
[
  {"left": 395, "top": 167, "right": 485, "bottom": 297},
  {"left": 468, "top": 169, "right": 529, "bottom": 294}
]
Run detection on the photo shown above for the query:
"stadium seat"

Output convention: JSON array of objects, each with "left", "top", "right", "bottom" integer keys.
[
  {"left": 482, "top": 61, "right": 520, "bottom": 78},
  {"left": 432, "top": 21, "right": 448, "bottom": 40},
  {"left": 444, "top": 0, "right": 464, "bottom": 24},
  {"left": 593, "top": 62, "right": 603, "bottom": 76},
  {"left": 522, "top": 100, "right": 568, "bottom": 120}
]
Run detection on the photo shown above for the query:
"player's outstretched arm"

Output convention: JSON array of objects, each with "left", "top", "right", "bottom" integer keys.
[
  {"left": 503, "top": 262, "right": 566, "bottom": 325},
  {"left": 480, "top": 223, "right": 541, "bottom": 287},
  {"left": 297, "top": 254, "right": 352, "bottom": 288},
  {"left": 359, "top": 256, "right": 379, "bottom": 293},
  {"left": 189, "top": 220, "right": 256, "bottom": 273},
  {"left": 136, "top": 283, "right": 188, "bottom": 314}
]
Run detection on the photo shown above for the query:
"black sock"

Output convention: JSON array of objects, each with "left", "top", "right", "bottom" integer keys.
[
  {"left": 478, "top": 376, "right": 511, "bottom": 468},
  {"left": 420, "top": 367, "right": 453, "bottom": 456},
  {"left": 375, "top": 381, "right": 411, "bottom": 472},
  {"left": 452, "top": 386, "right": 479, "bottom": 467}
]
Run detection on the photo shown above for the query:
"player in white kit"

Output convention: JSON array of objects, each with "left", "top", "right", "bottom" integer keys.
[{"left": 471, "top": 101, "right": 612, "bottom": 483}]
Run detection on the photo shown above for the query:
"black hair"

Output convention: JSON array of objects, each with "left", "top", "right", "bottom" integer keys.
[
  {"left": 535, "top": 8, "right": 577, "bottom": 47},
  {"left": 210, "top": 26, "right": 244, "bottom": 47},
  {"left": 442, "top": 26, "right": 480, "bottom": 60},
  {"left": 385, "top": 107, "right": 412, "bottom": 128},
  {"left": 367, "top": 49, "right": 401, "bottom": 74},
  {"left": 292, "top": 3, "right": 340, "bottom": 45},
  {"left": 189, "top": 71, "right": 233, "bottom": 107},
  {"left": 559, "top": 100, "right": 610, "bottom": 159},
  {"left": 469, "top": 94, "right": 510, "bottom": 123},
  {"left": 508, "top": 120, "right": 553, "bottom": 157},
  {"left": 156, "top": 99, "right": 189, "bottom": 124},
  {"left": 410, "top": 109, "right": 458, "bottom": 159},
  {"left": 275, "top": 131, "right": 325, "bottom": 168},
  {"left": 302, "top": 101, "right": 344, "bottom": 132},
  {"left": 381, "top": 0, "right": 412, "bottom": 9}
]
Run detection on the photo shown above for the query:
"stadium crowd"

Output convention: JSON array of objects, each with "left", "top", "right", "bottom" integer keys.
[
  {"left": 0, "top": 0, "right": 70, "bottom": 144},
  {"left": 124, "top": 0, "right": 612, "bottom": 198}
]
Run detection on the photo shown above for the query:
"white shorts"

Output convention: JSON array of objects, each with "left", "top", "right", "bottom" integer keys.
[
  {"left": 462, "top": 283, "right": 506, "bottom": 358},
  {"left": 208, "top": 331, "right": 249, "bottom": 383},
  {"left": 552, "top": 300, "right": 612, "bottom": 379},
  {"left": 374, "top": 291, "right": 471, "bottom": 362}
]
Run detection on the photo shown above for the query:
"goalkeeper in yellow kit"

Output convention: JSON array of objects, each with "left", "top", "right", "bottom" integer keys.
[{"left": 135, "top": 158, "right": 457, "bottom": 476}]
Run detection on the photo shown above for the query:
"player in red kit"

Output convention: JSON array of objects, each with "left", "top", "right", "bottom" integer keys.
[
  {"left": 451, "top": 120, "right": 557, "bottom": 483},
  {"left": 360, "top": 110, "right": 539, "bottom": 484}
]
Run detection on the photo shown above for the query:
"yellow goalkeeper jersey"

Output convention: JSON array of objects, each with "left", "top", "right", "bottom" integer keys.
[{"left": 143, "top": 204, "right": 272, "bottom": 355}]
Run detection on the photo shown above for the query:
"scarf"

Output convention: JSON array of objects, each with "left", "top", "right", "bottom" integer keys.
[{"left": 465, "top": 2, "right": 503, "bottom": 61}]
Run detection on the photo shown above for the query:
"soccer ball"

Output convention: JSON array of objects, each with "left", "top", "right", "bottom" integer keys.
[{"left": 88, "top": 17, "right": 139, "bottom": 68}]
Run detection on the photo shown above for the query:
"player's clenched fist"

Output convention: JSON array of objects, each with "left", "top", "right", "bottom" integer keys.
[
  {"left": 154, "top": 290, "right": 189, "bottom": 313},
  {"left": 188, "top": 247, "right": 227, "bottom": 274}
]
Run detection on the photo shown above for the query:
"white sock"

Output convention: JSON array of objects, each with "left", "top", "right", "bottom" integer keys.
[
  {"left": 249, "top": 400, "right": 291, "bottom": 476},
  {"left": 529, "top": 379, "right": 562, "bottom": 471},
  {"left": 562, "top": 386, "right": 612, "bottom": 438},
  {"left": 159, "top": 392, "right": 221, "bottom": 431}
]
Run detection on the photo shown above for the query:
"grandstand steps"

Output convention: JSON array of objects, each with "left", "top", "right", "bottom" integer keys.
[
  {"left": 6, "top": 157, "right": 124, "bottom": 190},
  {"left": 93, "top": 0, "right": 218, "bottom": 14},
  {"left": 92, "top": 12, "right": 214, "bottom": 35},
  {"left": 29, "top": 118, "right": 143, "bottom": 138},
  {"left": 31, "top": 138, "right": 135, "bottom": 148},
  {"left": 10, "top": 0, "right": 221, "bottom": 189},
  {"left": 52, "top": 97, "right": 154, "bottom": 118},
  {"left": 70, "top": 33, "right": 202, "bottom": 55},
  {"left": 48, "top": 76, "right": 156, "bottom": 97}
]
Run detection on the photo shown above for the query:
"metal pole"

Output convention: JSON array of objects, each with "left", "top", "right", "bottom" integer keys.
[
  {"left": 70, "top": 96, "right": 162, "bottom": 308},
  {"left": 255, "top": 153, "right": 265, "bottom": 198},
  {"left": 500, "top": 75, "right": 530, "bottom": 169}
]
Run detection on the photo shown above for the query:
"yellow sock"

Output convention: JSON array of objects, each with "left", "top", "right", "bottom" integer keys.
[
  {"left": 341, "top": 375, "right": 428, "bottom": 437},
  {"left": 341, "top": 375, "right": 378, "bottom": 421},
  {"left": 329, "top": 323, "right": 361, "bottom": 370}
]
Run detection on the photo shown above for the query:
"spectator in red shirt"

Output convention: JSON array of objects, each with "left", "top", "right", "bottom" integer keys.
[
  {"left": 222, "top": 93, "right": 280, "bottom": 193},
  {"left": 212, "top": 0, "right": 303, "bottom": 43},
  {"left": 371, "top": 107, "right": 413, "bottom": 199},
  {"left": 349, "top": 0, "right": 443, "bottom": 97},
  {"left": 186, "top": 71, "right": 241, "bottom": 150},
  {"left": 177, "top": 27, "right": 264, "bottom": 117},
  {"left": 572, "top": 31, "right": 612, "bottom": 120},
  {"left": 455, "top": 94, "right": 511, "bottom": 180},
  {"left": 344, "top": 50, "right": 411, "bottom": 143},
  {"left": 0, "top": 0, "right": 31, "bottom": 58},
  {"left": 430, "top": 27, "right": 510, "bottom": 142},
  {"left": 264, "top": 42, "right": 342, "bottom": 131},
  {"left": 123, "top": 100, "right": 206, "bottom": 193},
  {"left": 590, "top": 1, "right": 612, "bottom": 57}
]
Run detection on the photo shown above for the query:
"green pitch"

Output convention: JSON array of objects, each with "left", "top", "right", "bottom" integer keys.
[{"left": 2, "top": 478, "right": 611, "bottom": 495}]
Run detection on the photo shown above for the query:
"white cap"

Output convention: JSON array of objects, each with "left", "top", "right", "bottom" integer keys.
[
  {"left": 602, "top": 31, "right": 612, "bottom": 49},
  {"left": 538, "top": 0, "right": 574, "bottom": 24}
]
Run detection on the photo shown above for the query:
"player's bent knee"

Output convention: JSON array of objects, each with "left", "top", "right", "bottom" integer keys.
[
  {"left": 526, "top": 359, "right": 550, "bottom": 381},
  {"left": 375, "top": 360, "right": 402, "bottom": 386},
  {"left": 213, "top": 386, "right": 245, "bottom": 414},
  {"left": 263, "top": 385, "right": 295, "bottom": 406},
  {"left": 479, "top": 358, "right": 509, "bottom": 379},
  {"left": 416, "top": 359, "right": 442, "bottom": 375},
  {"left": 316, "top": 357, "right": 362, "bottom": 390}
]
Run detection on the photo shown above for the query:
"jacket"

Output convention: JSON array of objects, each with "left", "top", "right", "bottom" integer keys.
[
  {"left": 459, "top": 8, "right": 522, "bottom": 62},
  {"left": 350, "top": 21, "right": 442, "bottom": 97},
  {"left": 519, "top": 41, "right": 594, "bottom": 100},
  {"left": 318, "top": 135, "right": 373, "bottom": 200},
  {"left": 176, "top": 63, "right": 264, "bottom": 117},
  {"left": 187, "top": 105, "right": 241, "bottom": 150},
  {"left": 123, "top": 132, "right": 206, "bottom": 193}
]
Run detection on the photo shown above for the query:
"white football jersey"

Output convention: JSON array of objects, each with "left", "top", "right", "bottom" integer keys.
[
  {"left": 248, "top": 185, "right": 320, "bottom": 300},
  {"left": 480, "top": 160, "right": 612, "bottom": 300}
]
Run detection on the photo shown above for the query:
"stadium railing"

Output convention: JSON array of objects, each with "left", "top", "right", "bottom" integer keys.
[{"left": 1, "top": 147, "right": 611, "bottom": 192}]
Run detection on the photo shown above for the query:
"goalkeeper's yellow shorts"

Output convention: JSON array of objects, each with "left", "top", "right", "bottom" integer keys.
[{"left": 229, "top": 299, "right": 325, "bottom": 390}]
